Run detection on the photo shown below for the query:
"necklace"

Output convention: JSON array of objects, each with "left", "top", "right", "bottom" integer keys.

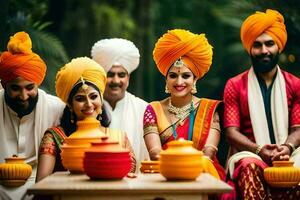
[
  {"left": 168, "top": 100, "right": 192, "bottom": 120},
  {"left": 170, "top": 101, "right": 195, "bottom": 140}
]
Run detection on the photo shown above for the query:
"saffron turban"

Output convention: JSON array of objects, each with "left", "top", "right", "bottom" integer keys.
[
  {"left": 0, "top": 31, "right": 46, "bottom": 85},
  {"left": 91, "top": 38, "right": 140, "bottom": 74},
  {"left": 153, "top": 29, "right": 213, "bottom": 79},
  {"left": 55, "top": 57, "right": 107, "bottom": 103},
  {"left": 241, "top": 9, "right": 287, "bottom": 54}
]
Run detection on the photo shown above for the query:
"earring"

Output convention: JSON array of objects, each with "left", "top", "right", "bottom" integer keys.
[
  {"left": 69, "top": 107, "right": 75, "bottom": 124},
  {"left": 70, "top": 112, "right": 74, "bottom": 124},
  {"left": 165, "top": 84, "right": 170, "bottom": 94},
  {"left": 191, "top": 82, "right": 197, "bottom": 94}
]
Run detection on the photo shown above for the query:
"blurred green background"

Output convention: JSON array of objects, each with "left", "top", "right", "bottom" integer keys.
[
  {"left": 1, "top": 0, "right": 299, "bottom": 102},
  {"left": 1, "top": 0, "right": 300, "bottom": 165}
]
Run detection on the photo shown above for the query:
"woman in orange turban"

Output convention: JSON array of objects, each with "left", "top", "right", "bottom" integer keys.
[
  {"left": 143, "top": 29, "right": 225, "bottom": 180},
  {"left": 36, "top": 57, "right": 136, "bottom": 182}
]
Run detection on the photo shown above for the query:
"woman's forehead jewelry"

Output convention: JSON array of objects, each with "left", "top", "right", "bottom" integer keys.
[
  {"left": 174, "top": 57, "right": 184, "bottom": 68},
  {"left": 80, "top": 76, "right": 88, "bottom": 90}
]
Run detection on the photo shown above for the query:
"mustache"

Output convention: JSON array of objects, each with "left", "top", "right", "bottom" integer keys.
[
  {"left": 257, "top": 54, "right": 272, "bottom": 60},
  {"left": 108, "top": 83, "right": 122, "bottom": 88}
]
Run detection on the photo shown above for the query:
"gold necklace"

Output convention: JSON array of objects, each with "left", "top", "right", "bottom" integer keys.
[{"left": 168, "top": 100, "right": 192, "bottom": 121}]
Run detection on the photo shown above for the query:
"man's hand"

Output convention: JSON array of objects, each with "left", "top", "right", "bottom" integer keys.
[
  {"left": 271, "top": 145, "right": 290, "bottom": 162},
  {"left": 258, "top": 144, "right": 279, "bottom": 165}
]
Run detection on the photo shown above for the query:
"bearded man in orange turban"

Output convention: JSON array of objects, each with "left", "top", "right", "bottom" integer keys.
[
  {"left": 223, "top": 9, "right": 300, "bottom": 199},
  {"left": 143, "top": 29, "right": 226, "bottom": 181},
  {"left": 0, "top": 32, "right": 65, "bottom": 200}
]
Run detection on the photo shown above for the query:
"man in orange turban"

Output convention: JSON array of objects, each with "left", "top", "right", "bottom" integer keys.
[
  {"left": 0, "top": 32, "right": 65, "bottom": 199},
  {"left": 223, "top": 9, "right": 300, "bottom": 199},
  {"left": 144, "top": 29, "right": 226, "bottom": 181}
]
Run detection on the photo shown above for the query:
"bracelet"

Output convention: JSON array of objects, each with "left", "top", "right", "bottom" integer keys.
[
  {"left": 204, "top": 144, "right": 218, "bottom": 152},
  {"left": 280, "top": 143, "right": 295, "bottom": 153},
  {"left": 255, "top": 145, "right": 262, "bottom": 155}
]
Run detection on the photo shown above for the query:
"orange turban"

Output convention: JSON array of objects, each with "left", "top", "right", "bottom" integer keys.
[
  {"left": 241, "top": 9, "right": 287, "bottom": 54},
  {"left": 153, "top": 29, "right": 213, "bottom": 79},
  {"left": 0, "top": 31, "right": 46, "bottom": 85},
  {"left": 56, "top": 57, "right": 107, "bottom": 103}
]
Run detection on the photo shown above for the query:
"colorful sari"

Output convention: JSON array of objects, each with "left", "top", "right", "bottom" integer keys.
[
  {"left": 144, "top": 98, "right": 226, "bottom": 180},
  {"left": 39, "top": 126, "right": 136, "bottom": 172}
]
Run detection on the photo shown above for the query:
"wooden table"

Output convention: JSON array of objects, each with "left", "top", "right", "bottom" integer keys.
[{"left": 27, "top": 172, "right": 232, "bottom": 200}]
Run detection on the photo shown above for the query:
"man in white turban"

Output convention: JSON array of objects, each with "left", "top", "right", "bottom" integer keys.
[{"left": 91, "top": 38, "right": 149, "bottom": 172}]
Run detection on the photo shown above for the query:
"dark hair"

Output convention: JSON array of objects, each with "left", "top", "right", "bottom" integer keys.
[{"left": 60, "top": 81, "right": 111, "bottom": 136}]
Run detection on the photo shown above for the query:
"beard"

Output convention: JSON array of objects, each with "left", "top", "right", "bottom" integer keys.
[
  {"left": 4, "top": 92, "right": 39, "bottom": 118},
  {"left": 251, "top": 53, "right": 279, "bottom": 73}
]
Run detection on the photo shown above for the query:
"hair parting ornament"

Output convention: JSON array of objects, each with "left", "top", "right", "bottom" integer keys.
[{"left": 80, "top": 76, "right": 89, "bottom": 90}]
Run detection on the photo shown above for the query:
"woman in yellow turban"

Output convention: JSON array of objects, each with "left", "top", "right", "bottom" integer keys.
[
  {"left": 143, "top": 29, "right": 225, "bottom": 180},
  {"left": 36, "top": 57, "right": 136, "bottom": 182}
]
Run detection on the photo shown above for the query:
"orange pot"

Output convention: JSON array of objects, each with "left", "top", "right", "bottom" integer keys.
[
  {"left": 0, "top": 155, "right": 32, "bottom": 187},
  {"left": 159, "top": 138, "right": 203, "bottom": 180},
  {"left": 61, "top": 117, "right": 105, "bottom": 173},
  {"left": 140, "top": 160, "right": 159, "bottom": 173},
  {"left": 264, "top": 160, "right": 300, "bottom": 188}
]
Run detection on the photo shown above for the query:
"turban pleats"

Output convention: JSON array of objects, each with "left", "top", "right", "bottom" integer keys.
[
  {"left": 153, "top": 29, "right": 213, "bottom": 79},
  {"left": 0, "top": 32, "right": 46, "bottom": 85},
  {"left": 55, "top": 57, "right": 107, "bottom": 103},
  {"left": 91, "top": 38, "right": 140, "bottom": 74},
  {"left": 241, "top": 9, "right": 287, "bottom": 53}
]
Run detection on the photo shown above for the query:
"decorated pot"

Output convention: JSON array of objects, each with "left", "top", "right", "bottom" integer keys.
[
  {"left": 61, "top": 117, "right": 105, "bottom": 173},
  {"left": 83, "top": 137, "right": 131, "bottom": 179},
  {"left": 0, "top": 155, "right": 32, "bottom": 187},
  {"left": 264, "top": 160, "right": 300, "bottom": 188},
  {"left": 159, "top": 138, "right": 203, "bottom": 180}
]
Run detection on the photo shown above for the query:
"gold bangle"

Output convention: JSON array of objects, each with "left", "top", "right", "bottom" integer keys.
[
  {"left": 255, "top": 145, "right": 262, "bottom": 155},
  {"left": 204, "top": 144, "right": 218, "bottom": 152}
]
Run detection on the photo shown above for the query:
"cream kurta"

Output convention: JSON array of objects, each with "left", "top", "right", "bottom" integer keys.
[
  {"left": 104, "top": 91, "right": 149, "bottom": 173},
  {"left": 0, "top": 89, "right": 65, "bottom": 200}
]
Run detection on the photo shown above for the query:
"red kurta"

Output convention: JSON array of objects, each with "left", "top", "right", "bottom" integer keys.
[{"left": 223, "top": 69, "right": 300, "bottom": 143}]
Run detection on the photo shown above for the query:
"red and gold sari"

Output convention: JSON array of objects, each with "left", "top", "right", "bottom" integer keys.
[{"left": 144, "top": 98, "right": 226, "bottom": 180}]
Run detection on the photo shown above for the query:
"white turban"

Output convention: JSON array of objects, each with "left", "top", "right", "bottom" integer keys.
[{"left": 91, "top": 38, "right": 140, "bottom": 74}]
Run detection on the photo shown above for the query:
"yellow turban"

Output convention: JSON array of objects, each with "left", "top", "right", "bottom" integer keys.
[
  {"left": 0, "top": 31, "right": 46, "bottom": 85},
  {"left": 241, "top": 9, "right": 287, "bottom": 54},
  {"left": 55, "top": 57, "right": 107, "bottom": 103},
  {"left": 153, "top": 29, "right": 213, "bottom": 79}
]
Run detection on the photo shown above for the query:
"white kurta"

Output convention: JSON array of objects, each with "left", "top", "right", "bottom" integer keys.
[
  {"left": 0, "top": 89, "right": 65, "bottom": 200},
  {"left": 104, "top": 91, "right": 149, "bottom": 173}
]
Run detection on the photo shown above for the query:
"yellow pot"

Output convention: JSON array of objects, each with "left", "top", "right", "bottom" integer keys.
[
  {"left": 60, "top": 117, "right": 105, "bottom": 173},
  {"left": 264, "top": 160, "right": 300, "bottom": 188},
  {"left": 159, "top": 138, "right": 203, "bottom": 180},
  {"left": 0, "top": 155, "right": 32, "bottom": 187}
]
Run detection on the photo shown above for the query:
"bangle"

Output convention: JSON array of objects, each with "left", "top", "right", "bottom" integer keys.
[
  {"left": 204, "top": 144, "right": 218, "bottom": 152},
  {"left": 255, "top": 145, "right": 262, "bottom": 155},
  {"left": 280, "top": 143, "right": 295, "bottom": 153}
]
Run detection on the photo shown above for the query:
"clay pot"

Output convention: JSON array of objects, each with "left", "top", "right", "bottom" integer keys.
[
  {"left": 60, "top": 117, "right": 105, "bottom": 173},
  {"left": 159, "top": 138, "right": 203, "bottom": 180},
  {"left": 140, "top": 160, "right": 159, "bottom": 173},
  {"left": 83, "top": 137, "right": 131, "bottom": 179},
  {"left": 0, "top": 155, "right": 32, "bottom": 187},
  {"left": 264, "top": 160, "right": 300, "bottom": 188}
]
